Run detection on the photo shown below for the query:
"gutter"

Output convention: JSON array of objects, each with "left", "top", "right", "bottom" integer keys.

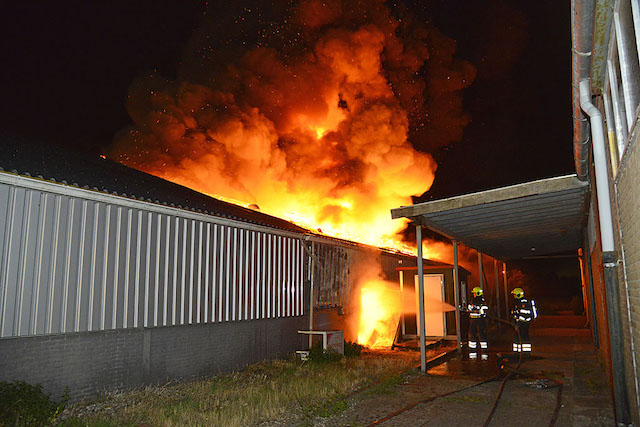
[{"left": 572, "top": 0, "right": 595, "bottom": 181}]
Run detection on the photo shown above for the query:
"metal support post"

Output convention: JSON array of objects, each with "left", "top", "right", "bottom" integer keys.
[
  {"left": 399, "top": 270, "right": 406, "bottom": 337},
  {"left": 416, "top": 224, "right": 427, "bottom": 373},
  {"left": 494, "top": 259, "right": 501, "bottom": 327},
  {"left": 503, "top": 262, "right": 509, "bottom": 320},
  {"left": 478, "top": 252, "right": 484, "bottom": 289},
  {"left": 308, "top": 243, "right": 315, "bottom": 348},
  {"left": 453, "top": 240, "right": 462, "bottom": 352}
]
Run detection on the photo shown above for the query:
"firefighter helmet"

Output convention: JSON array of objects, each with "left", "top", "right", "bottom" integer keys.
[
  {"left": 472, "top": 286, "right": 483, "bottom": 297},
  {"left": 511, "top": 287, "right": 524, "bottom": 299}
]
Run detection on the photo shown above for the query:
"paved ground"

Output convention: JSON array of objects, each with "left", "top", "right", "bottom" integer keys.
[{"left": 313, "top": 314, "right": 615, "bottom": 426}]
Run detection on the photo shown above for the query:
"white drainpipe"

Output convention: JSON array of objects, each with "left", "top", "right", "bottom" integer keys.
[
  {"left": 580, "top": 78, "right": 632, "bottom": 424},
  {"left": 579, "top": 79, "right": 615, "bottom": 252}
]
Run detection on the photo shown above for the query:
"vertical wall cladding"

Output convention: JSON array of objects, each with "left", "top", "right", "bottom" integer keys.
[
  {"left": 310, "top": 240, "right": 406, "bottom": 313},
  {"left": 312, "top": 241, "right": 352, "bottom": 309},
  {"left": 0, "top": 176, "right": 306, "bottom": 339},
  {"left": 615, "top": 124, "right": 640, "bottom": 417}
]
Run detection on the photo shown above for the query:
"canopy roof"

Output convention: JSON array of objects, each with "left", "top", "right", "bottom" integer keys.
[{"left": 391, "top": 175, "right": 590, "bottom": 260}]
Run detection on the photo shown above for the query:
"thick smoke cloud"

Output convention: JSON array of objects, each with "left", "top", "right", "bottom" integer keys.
[{"left": 109, "top": 0, "right": 475, "bottom": 247}]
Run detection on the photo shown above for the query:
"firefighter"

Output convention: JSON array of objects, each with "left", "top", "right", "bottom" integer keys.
[
  {"left": 467, "top": 286, "right": 489, "bottom": 359},
  {"left": 511, "top": 287, "right": 538, "bottom": 355}
]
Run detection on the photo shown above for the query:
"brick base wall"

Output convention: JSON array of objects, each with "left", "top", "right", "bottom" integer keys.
[{"left": 0, "top": 316, "right": 306, "bottom": 401}]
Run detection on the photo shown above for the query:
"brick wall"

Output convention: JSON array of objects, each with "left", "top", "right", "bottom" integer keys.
[
  {"left": 615, "top": 119, "right": 640, "bottom": 422},
  {"left": 0, "top": 316, "right": 306, "bottom": 401}
]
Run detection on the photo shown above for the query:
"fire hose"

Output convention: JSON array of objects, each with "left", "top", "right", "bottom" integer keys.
[
  {"left": 485, "top": 316, "right": 563, "bottom": 427},
  {"left": 487, "top": 316, "right": 564, "bottom": 426},
  {"left": 367, "top": 316, "right": 563, "bottom": 426}
]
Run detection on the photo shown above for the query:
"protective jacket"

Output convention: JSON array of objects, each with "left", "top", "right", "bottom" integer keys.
[
  {"left": 512, "top": 298, "right": 537, "bottom": 322},
  {"left": 468, "top": 295, "right": 488, "bottom": 319}
]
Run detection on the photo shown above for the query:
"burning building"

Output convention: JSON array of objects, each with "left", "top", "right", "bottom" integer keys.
[
  {"left": 0, "top": 140, "right": 466, "bottom": 400},
  {"left": 0, "top": 0, "right": 478, "bottom": 401}
]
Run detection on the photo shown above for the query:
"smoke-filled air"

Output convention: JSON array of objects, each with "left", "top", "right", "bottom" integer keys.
[{"left": 109, "top": 0, "right": 475, "bottom": 249}]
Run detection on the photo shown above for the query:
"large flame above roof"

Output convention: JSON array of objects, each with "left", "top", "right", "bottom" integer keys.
[{"left": 109, "top": 0, "right": 474, "bottom": 249}]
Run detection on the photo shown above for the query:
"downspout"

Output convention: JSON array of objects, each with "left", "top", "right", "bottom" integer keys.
[
  {"left": 580, "top": 79, "right": 631, "bottom": 425},
  {"left": 580, "top": 80, "right": 615, "bottom": 251},
  {"left": 572, "top": 0, "right": 595, "bottom": 181}
]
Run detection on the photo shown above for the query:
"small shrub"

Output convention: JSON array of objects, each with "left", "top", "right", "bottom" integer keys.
[
  {"left": 344, "top": 340, "right": 364, "bottom": 358},
  {"left": 308, "top": 342, "right": 343, "bottom": 364},
  {"left": 0, "top": 381, "right": 68, "bottom": 426}
]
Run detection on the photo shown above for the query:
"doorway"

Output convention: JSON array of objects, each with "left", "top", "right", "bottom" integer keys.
[{"left": 414, "top": 274, "right": 446, "bottom": 338}]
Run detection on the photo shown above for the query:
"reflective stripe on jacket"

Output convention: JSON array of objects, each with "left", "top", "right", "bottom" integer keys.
[
  {"left": 468, "top": 295, "right": 488, "bottom": 318},
  {"left": 513, "top": 298, "right": 537, "bottom": 322}
]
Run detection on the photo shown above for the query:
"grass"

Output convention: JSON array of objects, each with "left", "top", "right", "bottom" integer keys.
[{"left": 58, "top": 346, "right": 451, "bottom": 426}]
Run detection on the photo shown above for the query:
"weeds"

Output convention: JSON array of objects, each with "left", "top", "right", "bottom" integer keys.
[
  {"left": 60, "top": 348, "right": 425, "bottom": 426},
  {"left": 367, "top": 372, "right": 409, "bottom": 395},
  {"left": 444, "top": 394, "right": 484, "bottom": 403},
  {"left": 0, "top": 381, "right": 68, "bottom": 426},
  {"left": 308, "top": 341, "right": 343, "bottom": 364},
  {"left": 344, "top": 340, "right": 364, "bottom": 358},
  {"left": 315, "top": 398, "right": 350, "bottom": 417}
]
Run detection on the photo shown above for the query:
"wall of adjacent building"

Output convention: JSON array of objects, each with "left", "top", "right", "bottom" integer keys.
[{"left": 612, "top": 117, "right": 640, "bottom": 421}]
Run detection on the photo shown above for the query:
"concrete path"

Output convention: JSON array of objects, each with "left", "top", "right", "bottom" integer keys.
[
  {"left": 413, "top": 314, "right": 615, "bottom": 425},
  {"left": 322, "top": 314, "right": 616, "bottom": 426}
]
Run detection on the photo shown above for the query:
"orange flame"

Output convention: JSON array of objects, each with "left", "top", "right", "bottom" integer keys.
[
  {"left": 109, "top": 1, "right": 474, "bottom": 251},
  {"left": 357, "top": 280, "right": 402, "bottom": 347}
]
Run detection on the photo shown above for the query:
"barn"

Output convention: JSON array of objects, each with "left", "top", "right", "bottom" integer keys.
[{"left": 0, "top": 138, "right": 456, "bottom": 400}]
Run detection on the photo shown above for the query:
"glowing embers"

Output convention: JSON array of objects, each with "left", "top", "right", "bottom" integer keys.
[{"left": 356, "top": 280, "right": 402, "bottom": 347}]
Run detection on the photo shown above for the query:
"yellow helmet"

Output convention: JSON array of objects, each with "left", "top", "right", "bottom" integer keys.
[
  {"left": 472, "top": 286, "right": 483, "bottom": 297},
  {"left": 511, "top": 287, "right": 524, "bottom": 299}
]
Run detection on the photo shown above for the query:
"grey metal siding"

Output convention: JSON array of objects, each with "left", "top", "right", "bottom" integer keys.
[{"left": 0, "top": 173, "right": 306, "bottom": 338}]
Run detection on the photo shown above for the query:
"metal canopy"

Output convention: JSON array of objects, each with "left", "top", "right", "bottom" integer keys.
[{"left": 391, "top": 175, "right": 590, "bottom": 260}]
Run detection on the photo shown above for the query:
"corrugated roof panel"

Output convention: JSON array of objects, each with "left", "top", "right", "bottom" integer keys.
[{"left": 391, "top": 175, "right": 589, "bottom": 259}]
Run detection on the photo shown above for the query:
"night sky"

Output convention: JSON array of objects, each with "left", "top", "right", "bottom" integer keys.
[
  {"left": 422, "top": 0, "right": 573, "bottom": 200},
  {"left": 2, "top": 0, "right": 572, "bottom": 196}
]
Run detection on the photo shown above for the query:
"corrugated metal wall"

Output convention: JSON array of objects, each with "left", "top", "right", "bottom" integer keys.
[
  {"left": 312, "top": 242, "right": 350, "bottom": 309},
  {"left": 0, "top": 174, "right": 305, "bottom": 338},
  {"left": 310, "top": 241, "right": 403, "bottom": 310}
]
